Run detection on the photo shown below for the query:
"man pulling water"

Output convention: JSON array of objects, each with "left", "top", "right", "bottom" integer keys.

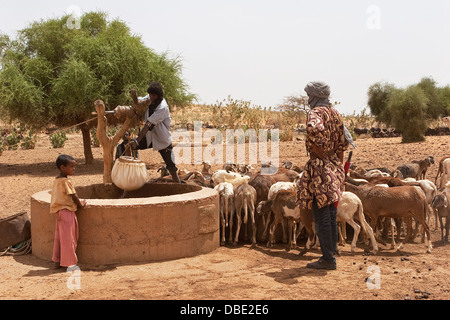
[{"left": 130, "top": 81, "right": 181, "bottom": 183}]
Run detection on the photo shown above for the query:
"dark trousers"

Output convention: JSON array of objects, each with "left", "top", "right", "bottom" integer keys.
[
  {"left": 312, "top": 198, "right": 338, "bottom": 264},
  {"left": 137, "top": 137, "right": 177, "bottom": 172},
  {"left": 157, "top": 144, "right": 178, "bottom": 172}
]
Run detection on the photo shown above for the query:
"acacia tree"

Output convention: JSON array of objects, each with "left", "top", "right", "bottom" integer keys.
[
  {"left": 0, "top": 11, "right": 195, "bottom": 163},
  {"left": 387, "top": 86, "right": 428, "bottom": 143},
  {"left": 277, "top": 94, "right": 309, "bottom": 128},
  {"left": 367, "top": 81, "right": 397, "bottom": 126},
  {"left": 367, "top": 78, "right": 450, "bottom": 143}
]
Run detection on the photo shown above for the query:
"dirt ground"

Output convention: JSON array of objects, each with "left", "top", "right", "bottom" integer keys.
[{"left": 0, "top": 131, "right": 449, "bottom": 301}]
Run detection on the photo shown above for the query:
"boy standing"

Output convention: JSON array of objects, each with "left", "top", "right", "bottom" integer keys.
[{"left": 50, "top": 154, "right": 86, "bottom": 270}]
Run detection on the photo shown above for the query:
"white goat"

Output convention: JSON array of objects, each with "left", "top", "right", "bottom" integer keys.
[
  {"left": 337, "top": 192, "right": 378, "bottom": 254},
  {"left": 214, "top": 182, "right": 234, "bottom": 245},
  {"left": 231, "top": 183, "right": 257, "bottom": 246},
  {"left": 439, "top": 159, "right": 450, "bottom": 190},
  {"left": 230, "top": 175, "right": 251, "bottom": 188},
  {"left": 211, "top": 170, "right": 243, "bottom": 186},
  {"left": 262, "top": 181, "right": 297, "bottom": 243},
  {"left": 364, "top": 169, "right": 390, "bottom": 178}
]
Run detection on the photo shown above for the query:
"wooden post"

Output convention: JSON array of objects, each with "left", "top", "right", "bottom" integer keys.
[
  {"left": 94, "top": 100, "right": 134, "bottom": 184},
  {"left": 93, "top": 90, "right": 152, "bottom": 184}
]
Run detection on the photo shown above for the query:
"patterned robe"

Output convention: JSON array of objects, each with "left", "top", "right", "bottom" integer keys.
[{"left": 297, "top": 106, "right": 349, "bottom": 209}]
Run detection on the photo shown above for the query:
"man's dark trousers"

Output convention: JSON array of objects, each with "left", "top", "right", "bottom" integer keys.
[{"left": 312, "top": 198, "right": 338, "bottom": 264}]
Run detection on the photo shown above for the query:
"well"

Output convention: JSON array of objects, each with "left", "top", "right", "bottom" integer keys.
[{"left": 31, "top": 182, "right": 220, "bottom": 265}]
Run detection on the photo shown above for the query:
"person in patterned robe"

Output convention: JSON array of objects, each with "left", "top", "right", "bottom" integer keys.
[{"left": 297, "top": 81, "right": 349, "bottom": 270}]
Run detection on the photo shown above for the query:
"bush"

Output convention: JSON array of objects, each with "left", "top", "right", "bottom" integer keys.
[
  {"left": 5, "top": 132, "right": 20, "bottom": 150},
  {"left": 20, "top": 131, "right": 37, "bottom": 149},
  {"left": 388, "top": 86, "right": 428, "bottom": 143},
  {"left": 50, "top": 131, "right": 67, "bottom": 148},
  {"left": 0, "top": 141, "right": 5, "bottom": 156}
]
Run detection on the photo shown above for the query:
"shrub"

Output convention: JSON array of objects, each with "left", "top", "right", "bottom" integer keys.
[
  {"left": 0, "top": 141, "right": 5, "bottom": 156},
  {"left": 50, "top": 131, "right": 67, "bottom": 148},
  {"left": 20, "top": 131, "right": 38, "bottom": 149},
  {"left": 5, "top": 132, "right": 20, "bottom": 150},
  {"left": 387, "top": 86, "right": 428, "bottom": 143}
]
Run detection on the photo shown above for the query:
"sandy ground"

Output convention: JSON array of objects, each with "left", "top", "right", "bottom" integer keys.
[{"left": 0, "top": 131, "right": 449, "bottom": 302}]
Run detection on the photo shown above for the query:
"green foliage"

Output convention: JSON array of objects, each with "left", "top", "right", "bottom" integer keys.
[
  {"left": 367, "top": 77, "right": 450, "bottom": 142},
  {"left": 20, "top": 130, "right": 38, "bottom": 149},
  {"left": 367, "top": 82, "right": 397, "bottom": 126},
  {"left": 211, "top": 96, "right": 275, "bottom": 139},
  {"left": 416, "top": 77, "right": 443, "bottom": 119},
  {"left": 0, "top": 11, "right": 195, "bottom": 161},
  {"left": 1, "top": 124, "right": 38, "bottom": 151},
  {"left": 387, "top": 86, "right": 428, "bottom": 143},
  {"left": 5, "top": 132, "right": 20, "bottom": 150},
  {"left": 49, "top": 131, "right": 68, "bottom": 148},
  {"left": 439, "top": 86, "right": 450, "bottom": 116},
  {"left": 343, "top": 107, "right": 376, "bottom": 130},
  {"left": 0, "top": 141, "right": 5, "bottom": 156}
]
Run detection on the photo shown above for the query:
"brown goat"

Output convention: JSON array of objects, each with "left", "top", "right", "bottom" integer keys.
[
  {"left": 412, "top": 156, "right": 434, "bottom": 180},
  {"left": 344, "top": 182, "right": 432, "bottom": 253},
  {"left": 249, "top": 168, "right": 300, "bottom": 242}
]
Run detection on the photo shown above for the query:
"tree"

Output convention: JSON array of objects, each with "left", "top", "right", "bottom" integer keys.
[
  {"left": 387, "top": 86, "right": 428, "bottom": 143},
  {"left": 0, "top": 11, "right": 195, "bottom": 164},
  {"left": 367, "top": 81, "right": 396, "bottom": 126},
  {"left": 277, "top": 94, "right": 309, "bottom": 127},
  {"left": 416, "top": 77, "right": 444, "bottom": 119},
  {"left": 438, "top": 85, "right": 450, "bottom": 116},
  {"left": 367, "top": 78, "right": 450, "bottom": 143}
]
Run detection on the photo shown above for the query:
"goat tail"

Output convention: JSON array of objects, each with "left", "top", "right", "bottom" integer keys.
[
  {"left": 224, "top": 197, "right": 229, "bottom": 227},
  {"left": 243, "top": 197, "right": 248, "bottom": 224}
]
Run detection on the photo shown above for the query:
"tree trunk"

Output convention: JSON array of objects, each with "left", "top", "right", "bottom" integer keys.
[{"left": 80, "top": 123, "right": 94, "bottom": 165}]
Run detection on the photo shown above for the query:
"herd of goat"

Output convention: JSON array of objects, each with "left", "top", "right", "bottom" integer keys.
[{"left": 156, "top": 155, "right": 450, "bottom": 255}]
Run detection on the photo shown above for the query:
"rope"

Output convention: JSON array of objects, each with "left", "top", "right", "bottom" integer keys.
[
  {"left": 53, "top": 117, "right": 99, "bottom": 133},
  {"left": 0, "top": 239, "right": 32, "bottom": 257}
]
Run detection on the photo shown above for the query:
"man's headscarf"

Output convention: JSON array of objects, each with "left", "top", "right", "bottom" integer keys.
[
  {"left": 304, "top": 81, "right": 331, "bottom": 108},
  {"left": 304, "top": 81, "right": 357, "bottom": 149}
]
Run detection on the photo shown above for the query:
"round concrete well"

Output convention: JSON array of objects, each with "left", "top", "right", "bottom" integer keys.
[{"left": 31, "top": 182, "right": 220, "bottom": 265}]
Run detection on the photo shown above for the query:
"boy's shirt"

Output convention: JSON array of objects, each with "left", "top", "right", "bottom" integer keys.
[{"left": 50, "top": 177, "right": 78, "bottom": 213}]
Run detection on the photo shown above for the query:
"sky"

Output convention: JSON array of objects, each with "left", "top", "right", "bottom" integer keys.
[{"left": 1, "top": 0, "right": 450, "bottom": 115}]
